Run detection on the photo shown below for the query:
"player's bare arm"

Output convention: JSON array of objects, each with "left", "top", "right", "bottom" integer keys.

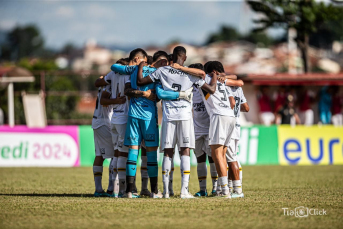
[
  {"left": 241, "top": 102, "right": 250, "bottom": 112},
  {"left": 124, "top": 82, "right": 156, "bottom": 101},
  {"left": 94, "top": 76, "right": 108, "bottom": 87},
  {"left": 223, "top": 79, "right": 244, "bottom": 87},
  {"left": 170, "top": 63, "right": 206, "bottom": 79},
  {"left": 200, "top": 72, "right": 218, "bottom": 94},
  {"left": 229, "top": 97, "right": 236, "bottom": 109},
  {"left": 137, "top": 61, "right": 153, "bottom": 86},
  {"left": 100, "top": 90, "right": 126, "bottom": 105}
]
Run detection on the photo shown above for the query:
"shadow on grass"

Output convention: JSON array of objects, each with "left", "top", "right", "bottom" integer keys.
[{"left": 0, "top": 193, "right": 97, "bottom": 198}]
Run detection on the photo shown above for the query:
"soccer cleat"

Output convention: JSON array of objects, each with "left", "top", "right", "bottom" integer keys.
[
  {"left": 215, "top": 191, "right": 231, "bottom": 199},
  {"left": 140, "top": 189, "right": 151, "bottom": 197},
  {"left": 118, "top": 192, "right": 124, "bottom": 198},
  {"left": 107, "top": 190, "right": 115, "bottom": 198},
  {"left": 169, "top": 190, "right": 174, "bottom": 197},
  {"left": 181, "top": 192, "right": 196, "bottom": 199},
  {"left": 150, "top": 191, "right": 163, "bottom": 198},
  {"left": 194, "top": 190, "right": 208, "bottom": 197},
  {"left": 231, "top": 192, "right": 244, "bottom": 198},
  {"left": 94, "top": 191, "right": 110, "bottom": 197},
  {"left": 211, "top": 189, "right": 217, "bottom": 196},
  {"left": 125, "top": 192, "right": 140, "bottom": 198}
]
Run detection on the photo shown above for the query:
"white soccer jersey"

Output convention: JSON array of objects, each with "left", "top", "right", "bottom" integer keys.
[
  {"left": 104, "top": 71, "right": 130, "bottom": 125},
  {"left": 199, "top": 74, "right": 235, "bottom": 117},
  {"left": 227, "top": 86, "right": 247, "bottom": 140},
  {"left": 91, "top": 85, "right": 113, "bottom": 129},
  {"left": 149, "top": 66, "right": 205, "bottom": 121},
  {"left": 192, "top": 86, "right": 210, "bottom": 135}
]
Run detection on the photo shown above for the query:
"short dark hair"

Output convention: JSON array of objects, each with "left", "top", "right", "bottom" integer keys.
[
  {"left": 152, "top": 51, "right": 169, "bottom": 62},
  {"left": 116, "top": 57, "right": 129, "bottom": 65},
  {"left": 206, "top": 61, "right": 225, "bottom": 73},
  {"left": 168, "top": 54, "right": 173, "bottom": 62},
  {"left": 129, "top": 48, "right": 148, "bottom": 61},
  {"left": 204, "top": 61, "right": 212, "bottom": 74},
  {"left": 189, "top": 63, "right": 204, "bottom": 71},
  {"left": 172, "top": 46, "right": 186, "bottom": 62},
  {"left": 147, "top": 55, "right": 153, "bottom": 65}
]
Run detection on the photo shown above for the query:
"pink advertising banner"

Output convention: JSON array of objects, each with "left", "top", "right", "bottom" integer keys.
[{"left": 0, "top": 125, "right": 80, "bottom": 167}]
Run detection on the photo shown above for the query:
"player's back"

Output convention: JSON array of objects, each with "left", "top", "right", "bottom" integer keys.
[
  {"left": 104, "top": 71, "right": 130, "bottom": 124},
  {"left": 200, "top": 74, "right": 234, "bottom": 117},
  {"left": 193, "top": 86, "right": 210, "bottom": 133},
  {"left": 150, "top": 66, "right": 204, "bottom": 121},
  {"left": 92, "top": 85, "right": 113, "bottom": 129}
]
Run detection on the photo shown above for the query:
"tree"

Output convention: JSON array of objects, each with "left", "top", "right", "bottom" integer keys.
[
  {"left": 247, "top": 0, "right": 342, "bottom": 73},
  {"left": 4, "top": 24, "right": 44, "bottom": 61},
  {"left": 206, "top": 25, "right": 240, "bottom": 44},
  {"left": 242, "top": 31, "right": 274, "bottom": 47}
]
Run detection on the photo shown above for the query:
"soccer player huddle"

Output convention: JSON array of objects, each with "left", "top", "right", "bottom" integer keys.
[{"left": 91, "top": 46, "right": 249, "bottom": 199}]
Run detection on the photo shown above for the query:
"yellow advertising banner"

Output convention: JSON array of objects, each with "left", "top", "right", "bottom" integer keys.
[{"left": 278, "top": 126, "right": 343, "bottom": 165}]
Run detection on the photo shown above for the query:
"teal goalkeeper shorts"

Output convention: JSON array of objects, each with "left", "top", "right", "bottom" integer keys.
[{"left": 124, "top": 116, "right": 159, "bottom": 147}]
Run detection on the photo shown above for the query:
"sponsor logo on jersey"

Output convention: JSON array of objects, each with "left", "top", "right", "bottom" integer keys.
[
  {"left": 168, "top": 68, "right": 188, "bottom": 76},
  {"left": 145, "top": 134, "right": 155, "bottom": 141},
  {"left": 165, "top": 104, "right": 188, "bottom": 109},
  {"left": 219, "top": 103, "right": 229, "bottom": 108},
  {"left": 193, "top": 102, "right": 206, "bottom": 112}
]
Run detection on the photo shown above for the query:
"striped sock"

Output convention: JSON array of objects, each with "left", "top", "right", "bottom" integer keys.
[
  {"left": 197, "top": 162, "right": 207, "bottom": 191},
  {"left": 233, "top": 180, "right": 242, "bottom": 194},
  {"left": 147, "top": 151, "right": 158, "bottom": 193},
  {"left": 181, "top": 155, "right": 191, "bottom": 195},
  {"left": 126, "top": 148, "right": 139, "bottom": 192},
  {"left": 162, "top": 156, "right": 171, "bottom": 194},
  {"left": 93, "top": 166, "right": 103, "bottom": 192},
  {"left": 209, "top": 162, "right": 218, "bottom": 191},
  {"left": 218, "top": 176, "right": 229, "bottom": 195}
]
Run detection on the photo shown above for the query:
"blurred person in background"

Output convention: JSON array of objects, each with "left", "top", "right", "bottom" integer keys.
[
  {"left": 318, "top": 86, "right": 332, "bottom": 125},
  {"left": 257, "top": 86, "right": 274, "bottom": 125},
  {"left": 0, "top": 105, "right": 3, "bottom": 125},
  {"left": 297, "top": 86, "right": 314, "bottom": 126},
  {"left": 276, "top": 95, "right": 300, "bottom": 125},
  {"left": 331, "top": 86, "right": 342, "bottom": 126},
  {"left": 273, "top": 86, "right": 287, "bottom": 114}
]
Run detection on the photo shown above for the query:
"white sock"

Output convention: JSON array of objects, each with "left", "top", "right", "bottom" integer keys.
[
  {"left": 237, "top": 160, "right": 243, "bottom": 187},
  {"left": 141, "top": 156, "right": 149, "bottom": 190},
  {"left": 197, "top": 162, "right": 207, "bottom": 191},
  {"left": 162, "top": 156, "right": 171, "bottom": 194},
  {"left": 218, "top": 176, "right": 229, "bottom": 195},
  {"left": 117, "top": 156, "right": 127, "bottom": 194},
  {"left": 93, "top": 166, "right": 103, "bottom": 192},
  {"left": 233, "top": 180, "right": 242, "bottom": 194},
  {"left": 210, "top": 162, "right": 218, "bottom": 191},
  {"left": 107, "top": 158, "right": 114, "bottom": 192},
  {"left": 228, "top": 179, "right": 233, "bottom": 193},
  {"left": 169, "top": 158, "right": 174, "bottom": 193},
  {"left": 111, "top": 157, "right": 119, "bottom": 195},
  {"left": 180, "top": 155, "right": 191, "bottom": 195}
]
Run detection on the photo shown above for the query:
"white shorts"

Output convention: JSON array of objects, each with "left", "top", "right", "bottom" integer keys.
[
  {"left": 195, "top": 133, "right": 211, "bottom": 157},
  {"left": 209, "top": 114, "right": 235, "bottom": 147},
  {"left": 161, "top": 119, "right": 195, "bottom": 151},
  {"left": 110, "top": 123, "right": 129, "bottom": 153},
  {"left": 93, "top": 125, "right": 115, "bottom": 159},
  {"left": 226, "top": 139, "right": 238, "bottom": 162}
]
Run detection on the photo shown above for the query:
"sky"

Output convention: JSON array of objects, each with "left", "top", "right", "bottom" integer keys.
[{"left": 0, "top": 0, "right": 286, "bottom": 49}]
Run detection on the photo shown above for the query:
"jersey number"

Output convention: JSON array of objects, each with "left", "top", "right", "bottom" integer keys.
[
  {"left": 217, "top": 83, "right": 227, "bottom": 101},
  {"left": 172, "top": 83, "right": 181, "bottom": 101}
]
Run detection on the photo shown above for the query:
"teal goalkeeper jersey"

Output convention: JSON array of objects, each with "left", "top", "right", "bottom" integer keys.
[{"left": 111, "top": 64, "right": 158, "bottom": 121}]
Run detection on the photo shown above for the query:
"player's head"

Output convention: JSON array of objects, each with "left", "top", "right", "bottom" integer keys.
[
  {"left": 172, "top": 46, "right": 187, "bottom": 65},
  {"left": 168, "top": 54, "right": 174, "bottom": 65},
  {"left": 286, "top": 94, "right": 294, "bottom": 108},
  {"left": 147, "top": 55, "right": 153, "bottom": 65},
  {"left": 206, "top": 61, "right": 225, "bottom": 74},
  {"left": 152, "top": 51, "right": 169, "bottom": 68},
  {"left": 189, "top": 63, "right": 204, "bottom": 71},
  {"left": 129, "top": 48, "right": 148, "bottom": 65},
  {"left": 204, "top": 61, "right": 212, "bottom": 74},
  {"left": 116, "top": 57, "right": 129, "bottom": 65}
]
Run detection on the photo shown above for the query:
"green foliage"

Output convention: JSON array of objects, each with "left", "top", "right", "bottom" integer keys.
[{"left": 2, "top": 24, "right": 44, "bottom": 61}]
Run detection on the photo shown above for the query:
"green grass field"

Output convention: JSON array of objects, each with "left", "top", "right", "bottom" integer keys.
[{"left": 0, "top": 166, "right": 342, "bottom": 229}]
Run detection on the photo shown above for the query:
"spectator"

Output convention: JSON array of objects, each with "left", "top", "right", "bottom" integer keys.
[
  {"left": 273, "top": 86, "right": 287, "bottom": 113},
  {"left": 276, "top": 95, "right": 300, "bottom": 125},
  {"left": 331, "top": 86, "right": 342, "bottom": 126},
  {"left": 257, "top": 86, "right": 274, "bottom": 125},
  {"left": 298, "top": 86, "right": 314, "bottom": 126},
  {"left": 318, "top": 86, "right": 332, "bottom": 124},
  {"left": 0, "top": 107, "right": 3, "bottom": 125}
]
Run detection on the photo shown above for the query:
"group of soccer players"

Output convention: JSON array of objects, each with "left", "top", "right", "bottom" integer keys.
[{"left": 91, "top": 46, "right": 249, "bottom": 199}]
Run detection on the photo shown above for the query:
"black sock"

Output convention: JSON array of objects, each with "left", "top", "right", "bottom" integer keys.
[{"left": 150, "top": 177, "right": 158, "bottom": 194}]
